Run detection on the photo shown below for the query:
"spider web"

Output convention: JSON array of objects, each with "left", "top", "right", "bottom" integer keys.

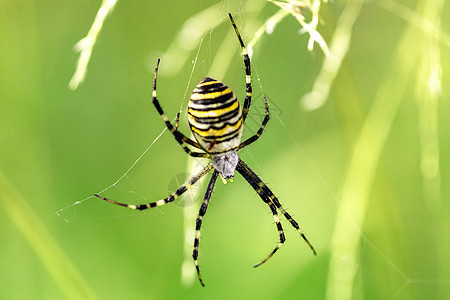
[{"left": 55, "top": 0, "right": 450, "bottom": 298}]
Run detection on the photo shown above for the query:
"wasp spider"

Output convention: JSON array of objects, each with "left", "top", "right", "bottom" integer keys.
[{"left": 95, "top": 13, "right": 315, "bottom": 286}]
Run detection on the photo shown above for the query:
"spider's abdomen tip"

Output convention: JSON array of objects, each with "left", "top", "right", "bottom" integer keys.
[
  {"left": 193, "top": 77, "right": 226, "bottom": 93},
  {"left": 200, "top": 76, "right": 218, "bottom": 84}
]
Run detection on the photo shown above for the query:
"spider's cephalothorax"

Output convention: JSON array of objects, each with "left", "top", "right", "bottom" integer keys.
[
  {"left": 188, "top": 77, "right": 243, "bottom": 178},
  {"left": 94, "top": 13, "right": 315, "bottom": 287}
]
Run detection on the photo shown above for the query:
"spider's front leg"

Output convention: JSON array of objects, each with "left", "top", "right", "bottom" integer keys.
[
  {"left": 192, "top": 170, "right": 219, "bottom": 287},
  {"left": 151, "top": 59, "right": 207, "bottom": 157},
  {"left": 235, "top": 159, "right": 287, "bottom": 267},
  {"left": 236, "top": 158, "right": 316, "bottom": 266}
]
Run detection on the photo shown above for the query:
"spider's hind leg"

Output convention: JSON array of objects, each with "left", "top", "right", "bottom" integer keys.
[
  {"left": 151, "top": 59, "right": 207, "bottom": 157},
  {"left": 238, "top": 97, "right": 270, "bottom": 150},
  {"left": 228, "top": 13, "right": 252, "bottom": 122}
]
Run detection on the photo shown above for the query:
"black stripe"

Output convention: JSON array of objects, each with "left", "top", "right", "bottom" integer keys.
[
  {"left": 188, "top": 109, "right": 240, "bottom": 124},
  {"left": 177, "top": 185, "right": 187, "bottom": 195},
  {"left": 195, "top": 130, "right": 241, "bottom": 144},
  {"left": 188, "top": 97, "right": 238, "bottom": 112},
  {"left": 193, "top": 83, "right": 229, "bottom": 94},
  {"left": 199, "top": 76, "right": 217, "bottom": 84},
  {"left": 189, "top": 116, "right": 241, "bottom": 132},
  {"left": 152, "top": 99, "right": 165, "bottom": 116},
  {"left": 244, "top": 55, "right": 251, "bottom": 77},
  {"left": 190, "top": 91, "right": 234, "bottom": 105}
]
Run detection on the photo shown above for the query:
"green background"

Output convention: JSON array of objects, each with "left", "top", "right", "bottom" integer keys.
[{"left": 1, "top": 0, "right": 449, "bottom": 299}]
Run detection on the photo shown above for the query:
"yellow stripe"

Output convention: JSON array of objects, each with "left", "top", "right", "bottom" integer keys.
[
  {"left": 190, "top": 88, "right": 232, "bottom": 101},
  {"left": 196, "top": 80, "right": 221, "bottom": 87},
  {"left": 191, "top": 118, "right": 242, "bottom": 137},
  {"left": 187, "top": 112, "right": 241, "bottom": 130},
  {"left": 188, "top": 100, "right": 239, "bottom": 118}
]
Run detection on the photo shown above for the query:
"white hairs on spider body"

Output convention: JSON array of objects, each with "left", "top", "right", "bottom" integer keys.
[{"left": 211, "top": 151, "right": 239, "bottom": 179}]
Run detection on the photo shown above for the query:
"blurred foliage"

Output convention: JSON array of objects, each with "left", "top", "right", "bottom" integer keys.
[{"left": 1, "top": 0, "right": 450, "bottom": 299}]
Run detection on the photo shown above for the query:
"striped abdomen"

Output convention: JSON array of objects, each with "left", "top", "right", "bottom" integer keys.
[{"left": 188, "top": 77, "right": 243, "bottom": 155}]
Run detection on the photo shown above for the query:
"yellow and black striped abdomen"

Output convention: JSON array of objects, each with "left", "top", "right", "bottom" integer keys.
[{"left": 188, "top": 77, "right": 243, "bottom": 154}]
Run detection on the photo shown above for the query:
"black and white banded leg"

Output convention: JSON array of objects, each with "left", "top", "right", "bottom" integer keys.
[
  {"left": 152, "top": 59, "right": 208, "bottom": 157},
  {"left": 266, "top": 191, "right": 316, "bottom": 255},
  {"left": 236, "top": 159, "right": 316, "bottom": 265},
  {"left": 94, "top": 163, "right": 214, "bottom": 209},
  {"left": 192, "top": 170, "right": 219, "bottom": 286},
  {"left": 238, "top": 97, "right": 270, "bottom": 150},
  {"left": 228, "top": 13, "right": 252, "bottom": 122},
  {"left": 236, "top": 159, "right": 286, "bottom": 267}
]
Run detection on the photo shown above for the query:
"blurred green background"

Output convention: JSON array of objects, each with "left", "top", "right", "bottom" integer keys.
[{"left": 1, "top": 0, "right": 450, "bottom": 299}]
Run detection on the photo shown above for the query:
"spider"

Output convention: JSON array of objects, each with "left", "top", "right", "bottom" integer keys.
[{"left": 94, "top": 13, "right": 315, "bottom": 286}]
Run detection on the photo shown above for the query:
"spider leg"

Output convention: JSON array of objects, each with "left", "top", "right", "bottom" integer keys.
[
  {"left": 267, "top": 196, "right": 317, "bottom": 255},
  {"left": 236, "top": 159, "right": 316, "bottom": 260},
  {"left": 238, "top": 97, "right": 269, "bottom": 150},
  {"left": 253, "top": 202, "right": 286, "bottom": 267},
  {"left": 152, "top": 59, "right": 207, "bottom": 157},
  {"left": 192, "top": 170, "right": 219, "bottom": 287},
  {"left": 173, "top": 111, "right": 203, "bottom": 151},
  {"left": 175, "top": 112, "right": 180, "bottom": 131},
  {"left": 94, "top": 163, "right": 214, "bottom": 210},
  {"left": 228, "top": 13, "right": 252, "bottom": 123},
  {"left": 235, "top": 159, "right": 286, "bottom": 267}
]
